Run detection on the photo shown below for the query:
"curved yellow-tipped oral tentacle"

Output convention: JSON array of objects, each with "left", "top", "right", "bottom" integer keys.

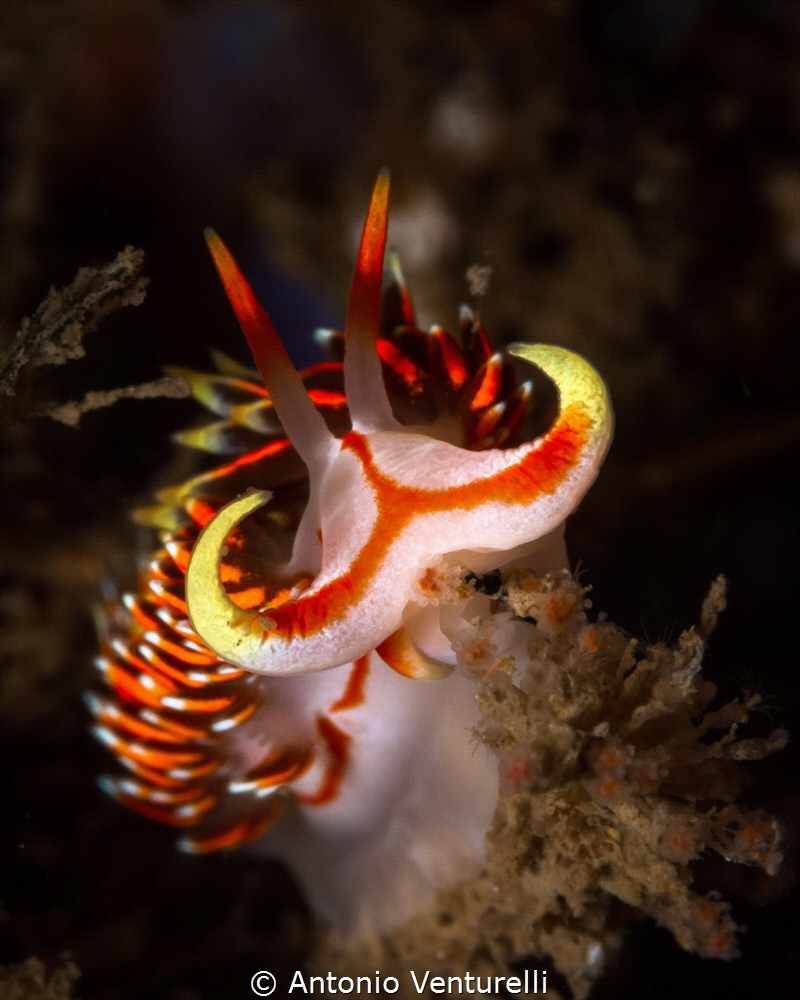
[
  {"left": 186, "top": 490, "right": 273, "bottom": 667},
  {"left": 375, "top": 626, "right": 454, "bottom": 680},
  {"left": 507, "top": 343, "right": 613, "bottom": 447}
]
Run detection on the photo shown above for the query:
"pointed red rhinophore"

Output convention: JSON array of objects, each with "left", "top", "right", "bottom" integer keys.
[
  {"left": 345, "top": 168, "right": 391, "bottom": 349},
  {"left": 342, "top": 169, "right": 399, "bottom": 432},
  {"left": 204, "top": 229, "right": 294, "bottom": 389},
  {"left": 204, "top": 229, "right": 333, "bottom": 472}
]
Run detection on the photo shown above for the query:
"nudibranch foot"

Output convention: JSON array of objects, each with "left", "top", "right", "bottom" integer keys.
[{"left": 91, "top": 170, "right": 612, "bottom": 936}]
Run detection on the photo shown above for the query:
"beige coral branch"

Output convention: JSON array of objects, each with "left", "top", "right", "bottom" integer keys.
[
  {"left": 42, "top": 375, "right": 191, "bottom": 427},
  {"left": 0, "top": 246, "right": 148, "bottom": 396}
]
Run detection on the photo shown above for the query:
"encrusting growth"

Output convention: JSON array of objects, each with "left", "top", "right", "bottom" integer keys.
[{"left": 318, "top": 572, "right": 786, "bottom": 999}]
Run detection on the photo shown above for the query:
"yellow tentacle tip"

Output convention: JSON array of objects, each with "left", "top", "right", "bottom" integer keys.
[
  {"left": 186, "top": 490, "right": 273, "bottom": 667},
  {"left": 375, "top": 627, "right": 455, "bottom": 681},
  {"left": 507, "top": 342, "right": 612, "bottom": 435}
]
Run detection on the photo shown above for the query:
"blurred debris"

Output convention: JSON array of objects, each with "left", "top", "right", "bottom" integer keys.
[
  {"left": 465, "top": 263, "right": 492, "bottom": 297},
  {"left": 0, "top": 955, "right": 80, "bottom": 1000},
  {"left": 763, "top": 168, "right": 800, "bottom": 267}
]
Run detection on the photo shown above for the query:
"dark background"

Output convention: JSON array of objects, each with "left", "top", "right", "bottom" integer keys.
[{"left": 1, "top": 1, "right": 798, "bottom": 997}]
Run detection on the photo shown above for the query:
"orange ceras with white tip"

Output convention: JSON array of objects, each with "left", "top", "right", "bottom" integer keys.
[{"left": 89, "top": 171, "right": 612, "bottom": 935}]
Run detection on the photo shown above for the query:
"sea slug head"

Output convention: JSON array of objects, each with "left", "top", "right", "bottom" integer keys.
[{"left": 186, "top": 169, "right": 613, "bottom": 680}]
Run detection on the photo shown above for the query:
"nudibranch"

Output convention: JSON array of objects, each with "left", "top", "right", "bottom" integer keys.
[{"left": 89, "top": 170, "right": 612, "bottom": 935}]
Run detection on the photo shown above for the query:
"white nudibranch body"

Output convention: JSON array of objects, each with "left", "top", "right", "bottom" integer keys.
[{"left": 91, "top": 170, "right": 612, "bottom": 936}]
